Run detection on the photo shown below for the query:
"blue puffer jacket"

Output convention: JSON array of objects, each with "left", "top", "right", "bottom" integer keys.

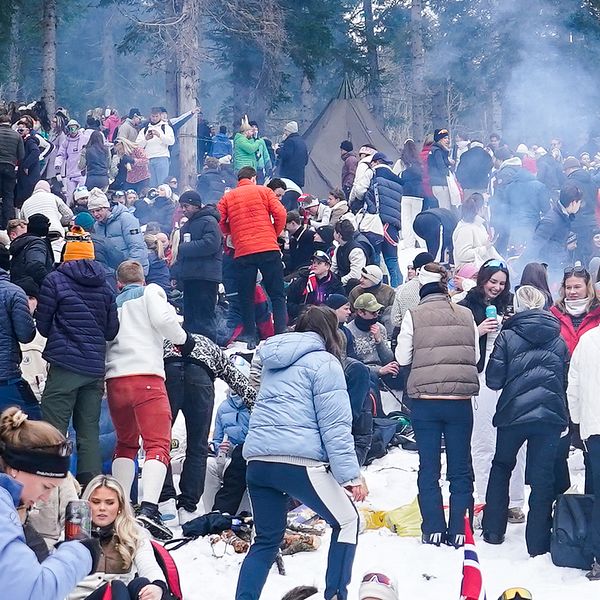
[
  {"left": 0, "top": 473, "right": 92, "bottom": 600},
  {"left": 0, "top": 269, "right": 36, "bottom": 380},
  {"left": 364, "top": 165, "right": 403, "bottom": 227},
  {"left": 36, "top": 260, "right": 119, "bottom": 378},
  {"left": 243, "top": 331, "right": 360, "bottom": 484},
  {"left": 93, "top": 203, "right": 149, "bottom": 274},
  {"left": 213, "top": 394, "right": 250, "bottom": 446}
]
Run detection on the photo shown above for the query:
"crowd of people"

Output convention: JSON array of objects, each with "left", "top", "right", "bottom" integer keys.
[{"left": 0, "top": 97, "right": 598, "bottom": 600}]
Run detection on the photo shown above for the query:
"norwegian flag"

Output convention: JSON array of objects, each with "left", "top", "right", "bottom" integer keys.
[
  {"left": 460, "top": 515, "right": 487, "bottom": 600},
  {"left": 304, "top": 272, "right": 318, "bottom": 297}
]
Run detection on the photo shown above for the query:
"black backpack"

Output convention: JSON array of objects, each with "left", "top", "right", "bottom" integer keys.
[{"left": 550, "top": 494, "right": 594, "bottom": 570}]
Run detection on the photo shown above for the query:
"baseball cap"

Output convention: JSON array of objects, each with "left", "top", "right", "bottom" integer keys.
[
  {"left": 353, "top": 292, "right": 384, "bottom": 313},
  {"left": 299, "top": 194, "right": 320, "bottom": 208},
  {"left": 361, "top": 265, "right": 384, "bottom": 285},
  {"left": 311, "top": 250, "right": 332, "bottom": 265},
  {"left": 372, "top": 152, "right": 393, "bottom": 165}
]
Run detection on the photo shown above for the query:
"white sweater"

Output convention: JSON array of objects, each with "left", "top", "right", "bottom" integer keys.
[
  {"left": 21, "top": 190, "right": 73, "bottom": 237},
  {"left": 105, "top": 283, "right": 186, "bottom": 380},
  {"left": 452, "top": 216, "right": 502, "bottom": 268},
  {"left": 136, "top": 121, "right": 175, "bottom": 159},
  {"left": 567, "top": 327, "right": 600, "bottom": 440}
]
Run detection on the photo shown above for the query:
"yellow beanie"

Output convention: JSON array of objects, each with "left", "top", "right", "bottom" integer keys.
[{"left": 62, "top": 226, "right": 95, "bottom": 262}]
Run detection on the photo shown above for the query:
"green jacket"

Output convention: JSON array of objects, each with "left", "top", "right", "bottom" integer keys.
[
  {"left": 233, "top": 133, "right": 260, "bottom": 172},
  {"left": 256, "top": 138, "right": 272, "bottom": 173}
]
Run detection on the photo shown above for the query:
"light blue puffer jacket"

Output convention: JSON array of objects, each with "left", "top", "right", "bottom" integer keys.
[
  {"left": 243, "top": 331, "right": 360, "bottom": 484},
  {"left": 0, "top": 473, "right": 92, "bottom": 600}
]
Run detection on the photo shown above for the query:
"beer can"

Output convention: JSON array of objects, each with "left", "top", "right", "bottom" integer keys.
[{"left": 65, "top": 500, "right": 92, "bottom": 541}]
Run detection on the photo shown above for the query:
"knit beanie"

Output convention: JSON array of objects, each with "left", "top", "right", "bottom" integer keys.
[
  {"left": 179, "top": 190, "right": 203, "bottom": 206},
  {"left": 73, "top": 186, "right": 90, "bottom": 203},
  {"left": 340, "top": 140, "right": 353, "bottom": 152},
  {"left": 413, "top": 252, "right": 434, "bottom": 271},
  {"left": 73, "top": 212, "right": 95, "bottom": 232},
  {"left": 62, "top": 226, "right": 95, "bottom": 262},
  {"left": 27, "top": 214, "right": 50, "bottom": 237},
  {"left": 284, "top": 121, "right": 299, "bottom": 135},
  {"left": 87, "top": 188, "right": 110, "bottom": 211},
  {"left": 434, "top": 128, "right": 449, "bottom": 143},
  {"left": 315, "top": 225, "right": 335, "bottom": 247},
  {"left": 33, "top": 180, "right": 51, "bottom": 193},
  {"left": 325, "top": 294, "right": 349, "bottom": 310}
]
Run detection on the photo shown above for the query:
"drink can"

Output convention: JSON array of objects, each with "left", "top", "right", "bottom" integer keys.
[
  {"left": 485, "top": 305, "right": 498, "bottom": 320},
  {"left": 65, "top": 500, "right": 92, "bottom": 540}
]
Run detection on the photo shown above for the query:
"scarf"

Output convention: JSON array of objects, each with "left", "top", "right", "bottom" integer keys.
[
  {"left": 564, "top": 297, "right": 589, "bottom": 317},
  {"left": 354, "top": 314, "right": 379, "bottom": 331}
]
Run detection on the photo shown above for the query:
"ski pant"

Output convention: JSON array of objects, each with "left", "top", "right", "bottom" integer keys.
[
  {"left": 160, "top": 361, "right": 215, "bottom": 512},
  {"left": 431, "top": 185, "right": 451, "bottom": 211},
  {"left": 41, "top": 365, "right": 103, "bottom": 486},
  {"left": 411, "top": 399, "right": 474, "bottom": 536},
  {"left": 472, "top": 377, "right": 525, "bottom": 508},
  {"left": 236, "top": 461, "right": 359, "bottom": 600},
  {"left": 413, "top": 211, "right": 453, "bottom": 263},
  {"left": 203, "top": 444, "right": 250, "bottom": 514},
  {"left": 483, "top": 423, "right": 562, "bottom": 556},
  {"left": 64, "top": 174, "right": 85, "bottom": 205},
  {"left": 400, "top": 196, "right": 424, "bottom": 250}
]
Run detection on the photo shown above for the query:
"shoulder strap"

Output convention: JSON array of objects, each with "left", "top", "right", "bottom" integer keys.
[{"left": 163, "top": 536, "right": 196, "bottom": 551}]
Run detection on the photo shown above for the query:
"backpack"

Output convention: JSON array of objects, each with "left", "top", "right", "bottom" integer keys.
[
  {"left": 150, "top": 540, "right": 184, "bottom": 599},
  {"left": 550, "top": 493, "right": 594, "bottom": 570},
  {"left": 364, "top": 417, "right": 399, "bottom": 465}
]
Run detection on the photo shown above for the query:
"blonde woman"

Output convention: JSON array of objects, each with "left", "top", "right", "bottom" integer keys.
[
  {"left": 114, "top": 137, "right": 150, "bottom": 193},
  {"left": 144, "top": 233, "right": 171, "bottom": 293},
  {"left": 69, "top": 474, "right": 167, "bottom": 600}
]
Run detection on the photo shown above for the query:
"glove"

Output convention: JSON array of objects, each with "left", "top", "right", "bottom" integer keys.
[
  {"left": 176, "top": 332, "right": 195, "bottom": 357},
  {"left": 79, "top": 537, "right": 101, "bottom": 575}
]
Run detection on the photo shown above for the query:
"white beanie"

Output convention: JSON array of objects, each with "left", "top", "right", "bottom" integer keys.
[
  {"left": 359, "top": 574, "right": 399, "bottom": 600},
  {"left": 418, "top": 266, "right": 443, "bottom": 286},
  {"left": 87, "top": 187, "right": 110, "bottom": 210},
  {"left": 284, "top": 121, "right": 299, "bottom": 135},
  {"left": 516, "top": 143, "right": 529, "bottom": 154}
]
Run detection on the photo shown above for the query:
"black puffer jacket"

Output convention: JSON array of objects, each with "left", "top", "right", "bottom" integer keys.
[
  {"left": 485, "top": 309, "right": 569, "bottom": 429},
  {"left": 9, "top": 233, "right": 54, "bottom": 291}
]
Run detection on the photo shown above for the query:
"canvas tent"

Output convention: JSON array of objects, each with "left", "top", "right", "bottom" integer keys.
[{"left": 303, "top": 78, "right": 399, "bottom": 198}]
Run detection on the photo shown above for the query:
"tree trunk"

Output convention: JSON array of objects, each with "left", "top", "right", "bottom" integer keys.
[
  {"left": 102, "top": 14, "right": 117, "bottom": 108},
  {"left": 41, "top": 0, "right": 57, "bottom": 115},
  {"left": 490, "top": 89, "right": 503, "bottom": 135},
  {"left": 410, "top": 0, "right": 425, "bottom": 145},
  {"left": 177, "top": 0, "right": 201, "bottom": 189},
  {"left": 7, "top": 5, "right": 21, "bottom": 101},
  {"left": 299, "top": 74, "right": 314, "bottom": 132},
  {"left": 431, "top": 83, "right": 446, "bottom": 130},
  {"left": 164, "top": 0, "right": 179, "bottom": 116},
  {"left": 363, "top": 0, "right": 384, "bottom": 120}
]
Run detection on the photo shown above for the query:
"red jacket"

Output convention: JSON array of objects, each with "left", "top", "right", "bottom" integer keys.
[
  {"left": 420, "top": 143, "right": 433, "bottom": 197},
  {"left": 550, "top": 304, "right": 600, "bottom": 354},
  {"left": 218, "top": 179, "right": 287, "bottom": 258}
]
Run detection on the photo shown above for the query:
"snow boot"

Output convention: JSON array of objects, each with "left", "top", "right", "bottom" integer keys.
[{"left": 137, "top": 502, "right": 174, "bottom": 541}]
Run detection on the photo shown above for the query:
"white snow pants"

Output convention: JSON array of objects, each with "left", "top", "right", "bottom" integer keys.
[{"left": 400, "top": 196, "right": 425, "bottom": 249}]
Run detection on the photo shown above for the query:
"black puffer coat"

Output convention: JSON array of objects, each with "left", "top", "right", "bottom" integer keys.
[
  {"left": 485, "top": 309, "right": 569, "bottom": 429},
  {"left": 9, "top": 233, "right": 54, "bottom": 290}
]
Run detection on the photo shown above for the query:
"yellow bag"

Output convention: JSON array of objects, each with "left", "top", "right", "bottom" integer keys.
[
  {"left": 359, "top": 508, "right": 387, "bottom": 530},
  {"left": 383, "top": 497, "right": 422, "bottom": 537}
]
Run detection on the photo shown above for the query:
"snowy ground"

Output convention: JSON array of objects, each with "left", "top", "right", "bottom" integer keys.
[{"left": 167, "top": 382, "right": 596, "bottom": 600}]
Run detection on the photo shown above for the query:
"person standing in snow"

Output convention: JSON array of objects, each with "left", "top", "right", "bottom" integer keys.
[
  {"left": 236, "top": 306, "right": 366, "bottom": 600},
  {"left": 395, "top": 262, "right": 479, "bottom": 547},
  {"left": 427, "top": 128, "right": 453, "bottom": 210}
]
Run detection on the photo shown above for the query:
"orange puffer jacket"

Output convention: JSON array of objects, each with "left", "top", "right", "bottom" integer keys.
[{"left": 218, "top": 179, "right": 287, "bottom": 258}]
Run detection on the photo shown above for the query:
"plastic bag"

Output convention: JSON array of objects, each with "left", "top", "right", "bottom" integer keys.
[{"left": 383, "top": 497, "right": 422, "bottom": 537}]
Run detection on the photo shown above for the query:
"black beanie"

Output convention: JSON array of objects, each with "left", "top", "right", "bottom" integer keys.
[
  {"left": 434, "top": 128, "right": 449, "bottom": 143},
  {"left": 27, "top": 214, "right": 50, "bottom": 237},
  {"left": 179, "top": 190, "right": 203, "bottom": 206},
  {"left": 340, "top": 140, "right": 353, "bottom": 152},
  {"left": 315, "top": 225, "right": 335, "bottom": 247},
  {"left": 325, "top": 294, "right": 349, "bottom": 310},
  {"left": 413, "top": 251, "right": 435, "bottom": 270}
]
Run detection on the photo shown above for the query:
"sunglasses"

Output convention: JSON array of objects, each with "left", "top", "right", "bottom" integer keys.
[
  {"left": 36, "top": 440, "right": 74, "bottom": 457},
  {"left": 499, "top": 588, "right": 532, "bottom": 600},
  {"left": 16, "top": 128, "right": 26, "bottom": 133},
  {"left": 361, "top": 573, "right": 394, "bottom": 588},
  {"left": 483, "top": 259, "right": 507, "bottom": 269},
  {"left": 564, "top": 265, "right": 587, "bottom": 276}
]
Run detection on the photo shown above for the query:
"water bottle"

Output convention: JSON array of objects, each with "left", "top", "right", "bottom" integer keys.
[{"left": 485, "top": 305, "right": 498, "bottom": 331}]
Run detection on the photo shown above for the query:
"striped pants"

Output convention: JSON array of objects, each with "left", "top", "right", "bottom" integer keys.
[{"left": 235, "top": 461, "right": 359, "bottom": 600}]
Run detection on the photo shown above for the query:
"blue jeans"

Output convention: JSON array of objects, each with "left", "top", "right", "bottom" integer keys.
[
  {"left": 149, "top": 156, "right": 170, "bottom": 188},
  {"left": 236, "top": 461, "right": 359, "bottom": 600},
  {"left": 483, "top": 423, "right": 561, "bottom": 556},
  {"left": 411, "top": 399, "right": 474, "bottom": 535},
  {"left": 382, "top": 224, "right": 402, "bottom": 287},
  {"left": 0, "top": 377, "right": 41, "bottom": 420}
]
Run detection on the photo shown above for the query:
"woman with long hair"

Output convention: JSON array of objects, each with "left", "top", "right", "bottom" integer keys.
[
  {"left": 114, "top": 137, "right": 150, "bottom": 193},
  {"left": 452, "top": 193, "right": 503, "bottom": 269},
  {"left": 68, "top": 474, "right": 167, "bottom": 600},
  {"left": 236, "top": 306, "right": 366, "bottom": 600},
  {"left": 459, "top": 259, "right": 526, "bottom": 522},
  {"left": 519, "top": 262, "right": 553, "bottom": 309},
  {"left": 398, "top": 139, "right": 425, "bottom": 249},
  {"left": 43, "top": 109, "right": 69, "bottom": 180},
  {"left": 0, "top": 407, "right": 98, "bottom": 598},
  {"left": 84, "top": 130, "right": 110, "bottom": 190},
  {"left": 396, "top": 262, "right": 479, "bottom": 547}
]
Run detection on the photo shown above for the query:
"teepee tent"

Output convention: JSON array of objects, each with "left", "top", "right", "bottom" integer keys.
[{"left": 303, "top": 77, "right": 399, "bottom": 198}]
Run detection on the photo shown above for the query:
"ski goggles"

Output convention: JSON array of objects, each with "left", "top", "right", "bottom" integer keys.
[
  {"left": 498, "top": 588, "right": 532, "bottom": 600},
  {"left": 361, "top": 572, "right": 394, "bottom": 587},
  {"left": 482, "top": 259, "right": 507, "bottom": 269}
]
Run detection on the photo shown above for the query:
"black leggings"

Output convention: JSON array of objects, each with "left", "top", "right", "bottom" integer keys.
[{"left": 85, "top": 577, "right": 152, "bottom": 600}]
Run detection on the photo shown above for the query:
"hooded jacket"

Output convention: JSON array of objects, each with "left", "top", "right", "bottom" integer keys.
[
  {"left": 427, "top": 143, "right": 451, "bottom": 186},
  {"left": 363, "top": 164, "right": 403, "bottom": 227},
  {"left": 196, "top": 168, "right": 230, "bottom": 206},
  {"left": 341, "top": 151, "right": 359, "bottom": 191},
  {"left": 21, "top": 185, "right": 73, "bottom": 237},
  {"left": 232, "top": 133, "right": 259, "bottom": 172},
  {"left": 455, "top": 146, "right": 493, "bottom": 190},
  {"left": 501, "top": 166, "right": 549, "bottom": 234},
  {"left": 9, "top": 233, "right": 55, "bottom": 290},
  {"left": 210, "top": 132, "right": 233, "bottom": 159},
  {"left": 213, "top": 394, "right": 250, "bottom": 446},
  {"left": 36, "top": 260, "right": 119, "bottom": 377},
  {"left": 529, "top": 201, "right": 572, "bottom": 268},
  {"left": 93, "top": 203, "right": 149, "bottom": 274},
  {"left": 0, "top": 270, "right": 36, "bottom": 380},
  {"left": 243, "top": 331, "right": 360, "bottom": 485},
  {"left": 277, "top": 133, "right": 309, "bottom": 187},
  {"left": 485, "top": 309, "right": 569, "bottom": 428},
  {"left": 175, "top": 205, "right": 223, "bottom": 282},
  {"left": 0, "top": 473, "right": 92, "bottom": 600}
]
